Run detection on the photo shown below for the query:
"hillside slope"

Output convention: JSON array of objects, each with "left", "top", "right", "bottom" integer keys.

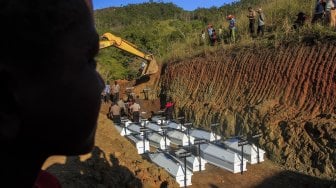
[{"left": 161, "top": 42, "right": 336, "bottom": 180}]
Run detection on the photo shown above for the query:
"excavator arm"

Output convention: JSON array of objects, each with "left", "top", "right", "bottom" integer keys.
[{"left": 99, "top": 32, "right": 158, "bottom": 76}]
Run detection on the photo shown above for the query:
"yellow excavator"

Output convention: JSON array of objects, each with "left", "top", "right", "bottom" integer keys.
[{"left": 99, "top": 32, "right": 159, "bottom": 76}]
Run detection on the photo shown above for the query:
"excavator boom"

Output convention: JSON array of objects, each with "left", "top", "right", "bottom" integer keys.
[{"left": 99, "top": 32, "right": 158, "bottom": 75}]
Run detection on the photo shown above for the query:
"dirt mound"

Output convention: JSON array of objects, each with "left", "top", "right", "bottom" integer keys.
[
  {"left": 115, "top": 63, "right": 162, "bottom": 101},
  {"left": 160, "top": 42, "right": 336, "bottom": 180}
]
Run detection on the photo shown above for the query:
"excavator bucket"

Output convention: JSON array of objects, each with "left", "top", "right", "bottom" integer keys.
[{"left": 142, "top": 58, "right": 159, "bottom": 75}]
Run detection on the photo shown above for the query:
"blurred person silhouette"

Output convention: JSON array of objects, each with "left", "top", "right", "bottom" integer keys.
[
  {"left": 326, "top": 0, "right": 336, "bottom": 27},
  {"left": 111, "top": 80, "right": 120, "bottom": 103},
  {"left": 129, "top": 99, "right": 141, "bottom": 123},
  {"left": 247, "top": 7, "right": 256, "bottom": 36},
  {"left": 104, "top": 81, "right": 111, "bottom": 103},
  {"left": 312, "top": 0, "right": 327, "bottom": 24},
  {"left": 117, "top": 98, "right": 126, "bottom": 117},
  {"left": 207, "top": 24, "right": 215, "bottom": 46},
  {"left": 211, "top": 29, "right": 217, "bottom": 45},
  {"left": 108, "top": 102, "right": 121, "bottom": 124},
  {"left": 293, "top": 12, "right": 308, "bottom": 29},
  {"left": 227, "top": 14, "right": 237, "bottom": 43},
  {"left": 256, "top": 8, "right": 266, "bottom": 37},
  {"left": 0, "top": 0, "right": 104, "bottom": 187},
  {"left": 200, "top": 30, "right": 206, "bottom": 45},
  {"left": 164, "top": 97, "right": 174, "bottom": 121}
]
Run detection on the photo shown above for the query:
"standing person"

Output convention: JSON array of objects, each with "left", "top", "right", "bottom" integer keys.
[
  {"left": 138, "top": 61, "right": 147, "bottom": 77},
  {"left": 164, "top": 98, "right": 174, "bottom": 121},
  {"left": 200, "top": 30, "right": 206, "bottom": 45},
  {"left": 111, "top": 80, "right": 120, "bottom": 103},
  {"left": 326, "top": 0, "right": 336, "bottom": 27},
  {"left": 104, "top": 82, "right": 111, "bottom": 103},
  {"left": 0, "top": 0, "right": 104, "bottom": 187},
  {"left": 207, "top": 24, "right": 214, "bottom": 46},
  {"left": 257, "top": 8, "right": 266, "bottom": 37},
  {"left": 129, "top": 100, "right": 141, "bottom": 123},
  {"left": 212, "top": 29, "right": 217, "bottom": 45},
  {"left": 293, "top": 12, "right": 308, "bottom": 29},
  {"left": 312, "top": 0, "right": 326, "bottom": 24},
  {"left": 218, "top": 25, "right": 223, "bottom": 42},
  {"left": 247, "top": 7, "right": 256, "bottom": 36},
  {"left": 117, "top": 98, "right": 126, "bottom": 117},
  {"left": 109, "top": 102, "right": 121, "bottom": 124},
  {"left": 227, "top": 15, "right": 237, "bottom": 43}
]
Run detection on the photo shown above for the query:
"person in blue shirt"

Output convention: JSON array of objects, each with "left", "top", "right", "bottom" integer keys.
[
  {"left": 227, "top": 15, "right": 237, "bottom": 43},
  {"left": 312, "top": 0, "right": 327, "bottom": 24},
  {"left": 104, "top": 82, "right": 111, "bottom": 103}
]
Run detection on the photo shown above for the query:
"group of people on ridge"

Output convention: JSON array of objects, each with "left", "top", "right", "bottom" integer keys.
[
  {"left": 312, "top": 0, "right": 336, "bottom": 26},
  {"left": 293, "top": 0, "right": 336, "bottom": 28},
  {"left": 247, "top": 7, "right": 266, "bottom": 37},
  {"left": 202, "top": 7, "right": 265, "bottom": 45},
  {"left": 203, "top": 0, "right": 336, "bottom": 46},
  {"left": 205, "top": 24, "right": 218, "bottom": 46}
]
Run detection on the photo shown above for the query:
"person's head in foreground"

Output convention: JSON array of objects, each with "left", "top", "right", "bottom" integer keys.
[{"left": 0, "top": 0, "right": 103, "bottom": 186}]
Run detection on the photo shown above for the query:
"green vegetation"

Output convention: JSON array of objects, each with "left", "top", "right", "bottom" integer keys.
[{"left": 94, "top": 0, "right": 336, "bottom": 81}]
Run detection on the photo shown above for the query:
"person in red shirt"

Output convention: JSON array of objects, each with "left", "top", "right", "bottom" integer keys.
[
  {"left": 0, "top": 0, "right": 103, "bottom": 187},
  {"left": 164, "top": 98, "right": 174, "bottom": 121}
]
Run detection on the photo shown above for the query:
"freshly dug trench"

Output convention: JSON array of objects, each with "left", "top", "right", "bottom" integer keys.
[{"left": 160, "top": 42, "right": 336, "bottom": 180}]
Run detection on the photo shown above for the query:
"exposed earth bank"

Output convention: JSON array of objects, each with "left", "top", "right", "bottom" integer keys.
[{"left": 160, "top": 41, "right": 336, "bottom": 180}]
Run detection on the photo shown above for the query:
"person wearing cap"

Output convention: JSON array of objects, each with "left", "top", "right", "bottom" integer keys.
[
  {"left": 227, "top": 14, "right": 236, "bottom": 43},
  {"left": 257, "top": 8, "right": 266, "bottom": 37},
  {"left": 207, "top": 24, "right": 215, "bottom": 46}
]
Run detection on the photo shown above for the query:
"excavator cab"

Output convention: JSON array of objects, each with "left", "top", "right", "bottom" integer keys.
[{"left": 99, "top": 33, "right": 158, "bottom": 77}]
